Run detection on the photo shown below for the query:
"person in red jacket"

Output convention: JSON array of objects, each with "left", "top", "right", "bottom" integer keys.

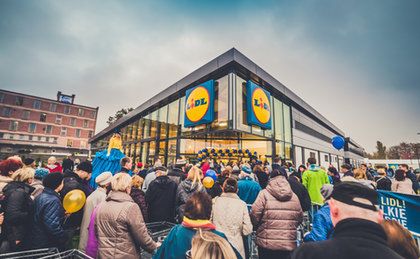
[{"left": 45, "top": 156, "right": 62, "bottom": 173}]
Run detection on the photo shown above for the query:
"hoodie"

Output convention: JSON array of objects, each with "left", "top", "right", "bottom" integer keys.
[{"left": 302, "top": 165, "right": 330, "bottom": 205}]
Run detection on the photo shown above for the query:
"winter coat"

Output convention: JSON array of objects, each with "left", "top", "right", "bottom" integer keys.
[
  {"left": 146, "top": 175, "right": 177, "bottom": 223},
  {"left": 30, "top": 179, "right": 44, "bottom": 198},
  {"left": 211, "top": 193, "right": 253, "bottom": 259},
  {"left": 85, "top": 205, "right": 99, "bottom": 257},
  {"left": 3, "top": 181, "right": 34, "bottom": 250},
  {"left": 45, "top": 163, "right": 62, "bottom": 174},
  {"left": 62, "top": 158, "right": 74, "bottom": 172},
  {"left": 251, "top": 176, "right": 303, "bottom": 251},
  {"left": 391, "top": 178, "right": 415, "bottom": 195},
  {"left": 292, "top": 218, "right": 404, "bottom": 259},
  {"left": 357, "top": 179, "right": 376, "bottom": 189},
  {"left": 375, "top": 176, "right": 392, "bottom": 191},
  {"left": 142, "top": 172, "right": 156, "bottom": 192},
  {"left": 302, "top": 167, "right": 330, "bottom": 205},
  {"left": 130, "top": 187, "right": 149, "bottom": 222},
  {"left": 0, "top": 175, "right": 12, "bottom": 196},
  {"left": 29, "top": 187, "right": 67, "bottom": 250},
  {"left": 78, "top": 188, "right": 107, "bottom": 252},
  {"left": 255, "top": 170, "right": 269, "bottom": 189},
  {"left": 95, "top": 191, "right": 156, "bottom": 259},
  {"left": 168, "top": 168, "right": 186, "bottom": 185},
  {"left": 237, "top": 177, "right": 261, "bottom": 205},
  {"left": 303, "top": 204, "right": 333, "bottom": 242},
  {"left": 153, "top": 224, "right": 242, "bottom": 259},
  {"left": 288, "top": 175, "right": 311, "bottom": 212},
  {"left": 406, "top": 170, "right": 419, "bottom": 193},
  {"left": 176, "top": 179, "right": 206, "bottom": 221},
  {"left": 206, "top": 182, "right": 223, "bottom": 198}
]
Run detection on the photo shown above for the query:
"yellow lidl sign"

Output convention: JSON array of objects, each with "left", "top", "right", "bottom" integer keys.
[
  {"left": 184, "top": 80, "right": 215, "bottom": 127},
  {"left": 247, "top": 81, "right": 272, "bottom": 129}
]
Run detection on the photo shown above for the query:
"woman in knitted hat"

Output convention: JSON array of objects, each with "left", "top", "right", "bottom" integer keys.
[{"left": 31, "top": 168, "right": 49, "bottom": 198}]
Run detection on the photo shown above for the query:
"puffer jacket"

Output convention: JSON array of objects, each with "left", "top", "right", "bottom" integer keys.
[
  {"left": 95, "top": 191, "right": 156, "bottom": 259},
  {"left": 304, "top": 203, "right": 333, "bottom": 242},
  {"left": 176, "top": 179, "right": 205, "bottom": 221},
  {"left": 3, "top": 181, "right": 34, "bottom": 250},
  {"left": 30, "top": 187, "right": 67, "bottom": 250},
  {"left": 251, "top": 176, "right": 303, "bottom": 251}
]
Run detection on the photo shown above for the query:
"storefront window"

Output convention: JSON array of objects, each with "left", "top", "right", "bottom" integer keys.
[
  {"left": 141, "top": 142, "right": 148, "bottom": 164},
  {"left": 275, "top": 142, "right": 285, "bottom": 158},
  {"left": 121, "top": 126, "right": 128, "bottom": 142},
  {"left": 274, "top": 98, "right": 284, "bottom": 141},
  {"left": 168, "top": 100, "right": 179, "bottom": 138},
  {"left": 149, "top": 141, "right": 156, "bottom": 163},
  {"left": 285, "top": 143, "right": 292, "bottom": 160},
  {"left": 143, "top": 114, "right": 151, "bottom": 139},
  {"left": 180, "top": 138, "right": 207, "bottom": 155},
  {"left": 241, "top": 140, "right": 272, "bottom": 162},
  {"left": 126, "top": 124, "right": 133, "bottom": 142},
  {"left": 179, "top": 98, "right": 189, "bottom": 133},
  {"left": 235, "top": 75, "right": 251, "bottom": 132},
  {"left": 211, "top": 75, "right": 229, "bottom": 130},
  {"left": 135, "top": 143, "right": 141, "bottom": 163},
  {"left": 137, "top": 119, "right": 144, "bottom": 140},
  {"left": 150, "top": 110, "right": 158, "bottom": 138},
  {"left": 283, "top": 104, "right": 292, "bottom": 143},
  {"left": 130, "top": 144, "right": 135, "bottom": 158},
  {"left": 159, "top": 105, "right": 168, "bottom": 139},
  {"left": 131, "top": 122, "right": 138, "bottom": 142}
]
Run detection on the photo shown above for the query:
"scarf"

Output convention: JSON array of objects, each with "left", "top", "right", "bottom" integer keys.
[{"left": 182, "top": 216, "right": 216, "bottom": 230}]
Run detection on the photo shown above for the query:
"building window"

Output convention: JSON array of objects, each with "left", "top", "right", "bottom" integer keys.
[
  {"left": 28, "top": 123, "right": 36, "bottom": 133},
  {"left": 80, "top": 140, "right": 86, "bottom": 148},
  {"left": 88, "top": 130, "right": 93, "bottom": 138},
  {"left": 40, "top": 113, "right": 47, "bottom": 122},
  {"left": 91, "top": 111, "right": 96, "bottom": 119},
  {"left": 28, "top": 135, "right": 32, "bottom": 141},
  {"left": 15, "top": 96, "right": 24, "bottom": 106},
  {"left": 61, "top": 127, "right": 67, "bottom": 136},
  {"left": 50, "top": 103, "right": 57, "bottom": 112},
  {"left": 64, "top": 106, "right": 71, "bottom": 114},
  {"left": 55, "top": 115, "right": 62, "bottom": 124},
  {"left": 78, "top": 108, "right": 84, "bottom": 116},
  {"left": 33, "top": 100, "right": 41, "bottom": 109},
  {"left": 324, "top": 154, "right": 329, "bottom": 162},
  {"left": 310, "top": 152, "right": 316, "bottom": 159},
  {"left": 45, "top": 125, "right": 52, "bottom": 134},
  {"left": 70, "top": 117, "right": 76, "bottom": 126},
  {"left": 22, "top": 110, "right": 30, "bottom": 120},
  {"left": 83, "top": 120, "right": 89, "bottom": 128},
  {"left": 67, "top": 139, "right": 73, "bottom": 147},
  {"left": 9, "top": 121, "right": 18, "bottom": 131},
  {"left": 76, "top": 129, "right": 81, "bottom": 138},
  {"left": 2, "top": 107, "right": 12, "bottom": 117},
  {"left": 0, "top": 93, "right": 4, "bottom": 103}
]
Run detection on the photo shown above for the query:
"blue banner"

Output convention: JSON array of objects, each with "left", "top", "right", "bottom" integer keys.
[
  {"left": 378, "top": 190, "right": 420, "bottom": 236},
  {"left": 184, "top": 80, "right": 215, "bottom": 127},
  {"left": 246, "top": 81, "right": 272, "bottom": 129}
]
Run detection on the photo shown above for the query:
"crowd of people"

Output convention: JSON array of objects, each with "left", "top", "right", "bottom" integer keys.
[{"left": 0, "top": 154, "right": 419, "bottom": 259}]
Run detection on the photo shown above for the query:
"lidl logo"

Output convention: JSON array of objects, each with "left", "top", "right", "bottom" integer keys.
[
  {"left": 247, "top": 81, "right": 272, "bottom": 129},
  {"left": 184, "top": 80, "right": 215, "bottom": 127}
]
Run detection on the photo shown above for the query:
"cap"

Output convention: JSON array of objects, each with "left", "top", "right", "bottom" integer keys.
[
  {"left": 331, "top": 182, "right": 378, "bottom": 211},
  {"left": 175, "top": 159, "right": 187, "bottom": 166},
  {"left": 77, "top": 161, "right": 92, "bottom": 174},
  {"left": 43, "top": 172, "right": 64, "bottom": 190},
  {"left": 24, "top": 158, "right": 35, "bottom": 166},
  {"left": 321, "top": 184, "right": 334, "bottom": 200},
  {"left": 35, "top": 168, "right": 49, "bottom": 180},
  {"left": 155, "top": 166, "right": 168, "bottom": 173},
  {"left": 95, "top": 172, "right": 113, "bottom": 186},
  {"left": 137, "top": 162, "right": 143, "bottom": 168}
]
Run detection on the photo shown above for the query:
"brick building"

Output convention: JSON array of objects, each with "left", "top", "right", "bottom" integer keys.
[{"left": 0, "top": 89, "right": 98, "bottom": 161}]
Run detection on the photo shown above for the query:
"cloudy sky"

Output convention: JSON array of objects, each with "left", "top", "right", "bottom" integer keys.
[{"left": 1, "top": 0, "right": 419, "bottom": 152}]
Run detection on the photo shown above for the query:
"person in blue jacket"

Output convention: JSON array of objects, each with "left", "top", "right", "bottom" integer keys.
[
  {"left": 304, "top": 184, "right": 334, "bottom": 242},
  {"left": 153, "top": 191, "right": 242, "bottom": 259},
  {"left": 237, "top": 165, "right": 261, "bottom": 205}
]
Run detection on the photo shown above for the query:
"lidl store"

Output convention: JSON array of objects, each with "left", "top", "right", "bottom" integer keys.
[{"left": 90, "top": 48, "right": 364, "bottom": 167}]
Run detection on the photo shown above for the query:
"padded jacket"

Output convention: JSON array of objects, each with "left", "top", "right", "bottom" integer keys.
[{"left": 251, "top": 176, "right": 303, "bottom": 251}]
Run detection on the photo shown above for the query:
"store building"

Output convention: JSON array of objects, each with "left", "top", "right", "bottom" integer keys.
[
  {"left": 90, "top": 48, "right": 364, "bottom": 167},
  {"left": 0, "top": 90, "right": 98, "bottom": 160}
]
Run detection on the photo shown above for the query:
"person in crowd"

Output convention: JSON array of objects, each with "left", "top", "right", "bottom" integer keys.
[
  {"left": 201, "top": 159, "right": 211, "bottom": 175},
  {"left": 302, "top": 158, "right": 330, "bottom": 206},
  {"left": 272, "top": 156, "right": 282, "bottom": 172},
  {"left": 254, "top": 164, "right": 269, "bottom": 189},
  {"left": 292, "top": 182, "right": 403, "bottom": 259},
  {"left": 304, "top": 184, "right": 334, "bottom": 242},
  {"left": 375, "top": 168, "right": 392, "bottom": 191},
  {"left": 78, "top": 172, "right": 112, "bottom": 252},
  {"left": 354, "top": 168, "right": 376, "bottom": 189},
  {"left": 62, "top": 155, "right": 74, "bottom": 173},
  {"left": 146, "top": 166, "right": 177, "bottom": 223},
  {"left": 284, "top": 168, "right": 311, "bottom": 212},
  {"left": 211, "top": 178, "right": 252, "bottom": 259},
  {"left": 0, "top": 211, "right": 5, "bottom": 253},
  {"left": 360, "top": 163, "right": 374, "bottom": 181},
  {"left": 31, "top": 168, "right": 49, "bottom": 198},
  {"left": 391, "top": 169, "right": 415, "bottom": 195},
  {"left": 142, "top": 160, "right": 162, "bottom": 192},
  {"left": 237, "top": 165, "right": 261, "bottom": 204},
  {"left": 217, "top": 168, "right": 231, "bottom": 186},
  {"left": 138, "top": 163, "right": 150, "bottom": 179},
  {"left": 168, "top": 159, "right": 187, "bottom": 185},
  {"left": 45, "top": 156, "right": 62, "bottom": 173},
  {"left": 230, "top": 166, "right": 241, "bottom": 181},
  {"left": 251, "top": 169, "right": 303, "bottom": 259},
  {"left": 95, "top": 173, "right": 158, "bottom": 258},
  {"left": 381, "top": 219, "right": 420, "bottom": 259},
  {"left": 294, "top": 165, "right": 306, "bottom": 181},
  {"left": 176, "top": 166, "right": 205, "bottom": 222},
  {"left": 30, "top": 172, "right": 67, "bottom": 250},
  {"left": 154, "top": 191, "right": 241, "bottom": 259},
  {"left": 120, "top": 157, "right": 133, "bottom": 175},
  {"left": 2, "top": 167, "right": 35, "bottom": 251},
  {"left": 339, "top": 163, "right": 353, "bottom": 179},
  {"left": 0, "top": 158, "right": 23, "bottom": 196},
  {"left": 327, "top": 167, "right": 341, "bottom": 185},
  {"left": 190, "top": 231, "right": 237, "bottom": 259},
  {"left": 130, "top": 175, "right": 149, "bottom": 222},
  {"left": 205, "top": 169, "right": 223, "bottom": 199},
  {"left": 399, "top": 164, "right": 418, "bottom": 194},
  {"left": 23, "top": 158, "right": 36, "bottom": 169}
]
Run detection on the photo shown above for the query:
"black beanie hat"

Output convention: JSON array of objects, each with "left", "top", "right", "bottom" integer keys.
[
  {"left": 77, "top": 161, "right": 92, "bottom": 174},
  {"left": 43, "top": 172, "right": 64, "bottom": 190},
  {"left": 24, "top": 158, "right": 35, "bottom": 166}
]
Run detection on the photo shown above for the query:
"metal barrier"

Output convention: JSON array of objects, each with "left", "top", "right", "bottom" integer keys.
[
  {"left": 140, "top": 221, "right": 177, "bottom": 259},
  {"left": 0, "top": 248, "right": 93, "bottom": 259},
  {"left": 39, "top": 249, "right": 92, "bottom": 259}
]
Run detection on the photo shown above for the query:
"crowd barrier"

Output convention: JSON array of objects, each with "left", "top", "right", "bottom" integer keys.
[
  {"left": 0, "top": 248, "right": 92, "bottom": 259},
  {"left": 140, "top": 221, "right": 176, "bottom": 259}
]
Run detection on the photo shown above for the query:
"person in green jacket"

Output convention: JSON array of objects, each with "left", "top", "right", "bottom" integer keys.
[{"left": 302, "top": 158, "right": 329, "bottom": 206}]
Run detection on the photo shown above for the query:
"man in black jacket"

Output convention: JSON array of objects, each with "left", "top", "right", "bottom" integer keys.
[
  {"left": 62, "top": 155, "right": 74, "bottom": 173},
  {"left": 168, "top": 159, "right": 187, "bottom": 185},
  {"left": 292, "top": 182, "right": 403, "bottom": 259}
]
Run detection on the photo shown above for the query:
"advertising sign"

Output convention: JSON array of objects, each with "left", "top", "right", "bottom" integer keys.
[
  {"left": 184, "top": 80, "right": 215, "bottom": 127},
  {"left": 246, "top": 80, "right": 272, "bottom": 129}
]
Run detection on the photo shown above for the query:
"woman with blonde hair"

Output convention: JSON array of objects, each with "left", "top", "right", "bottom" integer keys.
[
  {"left": 375, "top": 168, "right": 391, "bottom": 191},
  {"left": 354, "top": 168, "right": 376, "bottom": 189},
  {"left": 2, "top": 167, "right": 35, "bottom": 251},
  {"left": 176, "top": 166, "right": 206, "bottom": 222},
  {"left": 130, "top": 175, "right": 148, "bottom": 222},
  {"left": 190, "top": 230, "right": 237, "bottom": 259},
  {"left": 45, "top": 156, "right": 62, "bottom": 173}
]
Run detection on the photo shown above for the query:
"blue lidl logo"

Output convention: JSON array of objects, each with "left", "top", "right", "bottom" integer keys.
[
  {"left": 247, "top": 81, "right": 272, "bottom": 129},
  {"left": 184, "top": 80, "right": 215, "bottom": 127}
]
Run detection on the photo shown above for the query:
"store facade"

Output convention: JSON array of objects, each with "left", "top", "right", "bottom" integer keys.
[{"left": 90, "top": 48, "right": 364, "bottom": 166}]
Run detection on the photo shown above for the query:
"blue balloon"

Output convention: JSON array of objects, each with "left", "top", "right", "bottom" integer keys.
[
  {"left": 331, "top": 135, "right": 345, "bottom": 150},
  {"left": 205, "top": 170, "right": 217, "bottom": 181}
]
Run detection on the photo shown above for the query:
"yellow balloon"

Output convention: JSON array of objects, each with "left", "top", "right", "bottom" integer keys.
[
  {"left": 63, "top": 190, "right": 86, "bottom": 213},
  {"left": 203, "top": 176, "right": 214, "bottom": 189}
]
